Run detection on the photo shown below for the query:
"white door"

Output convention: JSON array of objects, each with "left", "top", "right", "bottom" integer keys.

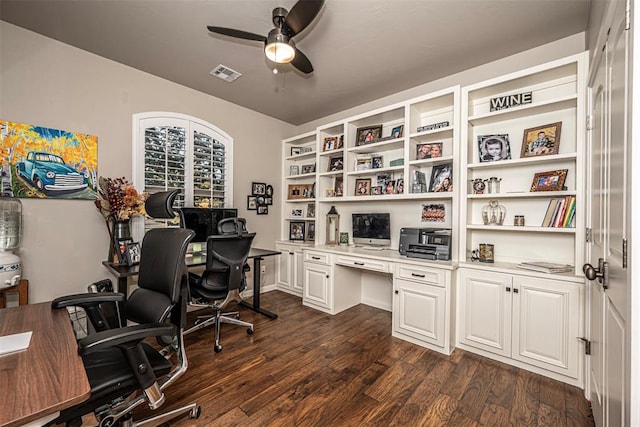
[{"left": 586, "top": 1, "right": 629, "bottom": 425}]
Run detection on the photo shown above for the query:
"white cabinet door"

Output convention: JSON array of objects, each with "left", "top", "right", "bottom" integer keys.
[
  {"left": 292, "top": 251, "right": 304, "bottom": 294},
  {"left": 458, "top": 269, "right": 512, "bottom": 357},
  {"left": 393, "top": 279, "right": 446, "bottom": 348},
  {"left": 512, "top": 276, "right": 580, "bottom": 379},
  {"left": 303, "top": 263, "right": 332, "bottom": 312},
  {"left": 275, "top": 244, "right": 292, "bottom": 288}
]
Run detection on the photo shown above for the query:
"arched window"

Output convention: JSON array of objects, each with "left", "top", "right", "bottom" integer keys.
[{"left": 132, "top": 112, "right": 233, "bottom": 231}]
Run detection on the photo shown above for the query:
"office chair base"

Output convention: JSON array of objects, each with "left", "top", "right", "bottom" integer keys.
[{"left": 131, "top": 403, "right": 200, "bottom": 426}]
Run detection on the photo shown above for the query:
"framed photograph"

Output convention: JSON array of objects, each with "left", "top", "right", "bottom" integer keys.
[
  {"left": 395, "top": 178, "right": 404, "bottom": 194},
  {"left": 371, "top": 185, "right": 383, "bottom": 195},
  {"left": 355, "top": 178, "right": 371, "bottom": 196},
  {"left": 115, "top": 237, "right": 133, "bottom": 264},
  {"left": 301, "top": 163, "right": 315, "bottom": 174},
  {"left": 252, "top": 182, "right": 267, "bottom": 195},
  {"left": 291, "top": 208, "right": 303, "bottom": 218},
  {"left": 334, "top": 176, "right": 344, "bottom": 196},
  {"left": 247, "top": 195, "right": 257, "bottom": 210},
  {"left": 384, "top": 180, "right": 396, "bottom": 194},
  {"left": 256, "top": 195, "right": 265, "bottom": 205},
  {"left": 306, "top": 222, "right": 316, "bottom": 242},
  {"left": 306, "top": 202, "right": 315, "bottom": 218},
  {"left": 257, "top": 205, "right": 268, "bottom": 215},
  {"left": 289, "top": 165, "right": 300, "bottom": 176},
  {"left": 337, "top": 135, "right": 344, "bottom": 149},
  {"left": 289, "top": 221, "right": 305, "bottom": 241},
  {"left": 477, "top": 134, "right": 512, "bottom": 162},
  {"left": 125, "top": 241, "right": 141, "bottom": 266},
  {"left": 372, "top": 155, "right": 383, "bottom": 169},
  {"left": 416, "top": 142, "right": 443, "bottom": 160},
  {"left": 355, "top": 125, "right": 383, "bottom": 146},
  {"left": 521, "top": 122, "right": 562, "bottom": 157},
  {"left": 391, "top": 124, "right": 404, "bottom": 139},
  {"left": 328, "top": 156, "right": 343, "bottom": 172},
  {"left": 323, "top": 136, "right": 339, "bottom": 152},
  {"left": 266, "top": 184, "right": 274, "bottom": 196},
  {"left": 290, "top": 147, "right": 301, "bottom": 156},
  {"left": 429, "top": 163, "right": 454, "bottom": 192},
  {"left": 530, "top": 169, "right": 568, "bottom": 192},
  {"left": 264, "top": 197, "right": 273, "bottom": 205},
  {"left": 288, "top": 183, "right": 314, "bottom": 199},
  {"left": 356, "top": 157, "right": 372, "bottom": 171},
  {"left": 422, "top": 203, "right": 445, "bottom": 222}
]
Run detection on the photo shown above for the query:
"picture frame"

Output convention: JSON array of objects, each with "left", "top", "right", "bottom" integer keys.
[
  {"left": 252, "top": 182, "right": 267, "bottom": 195},
  {"left": 264, "top": 197, "right": 273, "bottom": 205},
  {"left": 247, "top": 195, "right": 257, "bottom": 210},
  {"left": 355, "top": 178, "right": 371, "bottom": 196},
  {"left": 305, "top": 222, "right": 316, "bottom": 242},
  {"left": 306, "top": 202, "right": 315, "bottom": 218},
  {"left": 395, "top": 178, "right": 404, "bottom": 194},
  {"left": 301, "top": 163, "right": 315, "bottom": 174},
  {"left": 337, "top": 135, "right": 344, "bottom": 149},
  {"left": 266, "top": 184, "right": 274, "bottom": 196},
  {"left": 530, "top": 169, "right": 568, "bottom": 192},
  {"left": 521, "top": 122, "right": 562, "bottom": 158},
  {"left": 328, "top": 156, "right": 343, "bottom": 172},
  {"left": 477, "top": 134, "right": 512, "bottom": 162},
  {"left": 416, "top": 142, "right": 443, "bottom": 160},
  {"left": 291, "top": 208, "right": 303, "bottom": 218},
  {"left": 257, "top": 205, "right": 268, "bottom": 215},
  {"left": 289, "top": 221, "right": 305, "bottom": 241},
  {"left": 422, "top": 203, "right": 445, "bottom": 222},
  {"left": 384, "top": 180, "right": 396, "bottom": 194},
  {"left": 288, "top": 183, "right": 314, "bottom": 199},
  {"left": 322, "top": 136, "right": 339, "bottom": 152},
  {"left": 371, "top": 185, "right": 383, "bottom": 195},
  {"left": 124, "top": 241, "right": 141, "bottom": 266},
  {"left": 256, "top": 195, "right": 265, "bottom": 205},
  {"left": 115, "top": 237, "right": 133, "bottom": 264},
  {"left": 289, "top": 165, "right": 300, "bottom": 176},
  {"left": 355, "top": 125, "right": 383, "bottom": 146},
  {"left": 429, "top": 163, "right": 454, "bottom": 192},
  {"left": 290, "top": 147, "right": 301, "bottom": 156},
  {"left": 391, "top": 124, "right": 404, "bottom": 139},
  {"left": 372, "top": 155, "right": 383, "bottom": 169},
  {"left": 334, "top": 176, "right": 344, "bottom": 196}
]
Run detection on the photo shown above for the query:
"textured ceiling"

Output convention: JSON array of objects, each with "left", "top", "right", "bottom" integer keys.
[{"left": 0, "top": 0, "right": 591, "bottom": 125}]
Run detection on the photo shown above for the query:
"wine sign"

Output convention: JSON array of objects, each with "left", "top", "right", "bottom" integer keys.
[{"left": 490, "top": 91, "right": 532, "bottom": 111}]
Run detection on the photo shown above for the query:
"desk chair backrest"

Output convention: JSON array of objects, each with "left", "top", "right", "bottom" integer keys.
[
  {"left": 145, "top": 189, "right": 180, "bottom": 219},
  {"left": 204, "top": 232, "right": 255, "bottom": 293},
  {"left": 217, "top": 217, "right": 248, "bottom": 235}
]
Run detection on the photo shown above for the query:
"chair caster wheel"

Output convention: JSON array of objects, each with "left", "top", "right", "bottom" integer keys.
[
  {"left": 214, "top": 344, "right": 223, "bottom": 353},
  {"left": 247, "top": 328, "right": 254, "bottom": 335},
  {"left": 190, "top": 405, "right": 202, "bottom": 419}
]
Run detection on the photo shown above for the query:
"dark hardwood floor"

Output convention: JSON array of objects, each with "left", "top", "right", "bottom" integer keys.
[{"left": 136, "top": 291, "right": 594, "bottom": 426}]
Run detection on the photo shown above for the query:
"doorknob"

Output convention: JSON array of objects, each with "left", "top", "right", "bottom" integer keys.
[{"left": 583, "top": 257, "right": 608, "bottom": 289}]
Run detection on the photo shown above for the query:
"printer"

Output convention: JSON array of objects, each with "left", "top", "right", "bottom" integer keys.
[{"left": 399, "top": 228, "right": 452, "bottom": 260}]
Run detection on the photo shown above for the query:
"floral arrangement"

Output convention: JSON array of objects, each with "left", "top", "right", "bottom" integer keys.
[{"left": 95, "top": 176, "right": 148, "bottom": 221}]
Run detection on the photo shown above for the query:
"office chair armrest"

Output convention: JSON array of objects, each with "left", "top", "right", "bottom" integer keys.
[
  {"left": 52, "top": 292, "right": 126, "bottom": 309},
  {"left": 78, "top": 323, "right": 176, "bottom": 355}
]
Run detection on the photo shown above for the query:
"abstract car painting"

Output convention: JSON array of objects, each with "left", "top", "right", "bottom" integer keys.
[{"left": 0, "top": 120, "right": 98, "bottom": 199}]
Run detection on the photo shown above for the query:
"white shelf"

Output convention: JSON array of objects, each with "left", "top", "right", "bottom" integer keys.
[
  {"left": 286, "top": 198, "right": 316, "bottom": 203},
  {"left": 319, "top": 192, "right": 454, "bottom": 203},
  {"left": 286, "top": 172, "right": 316, "bottom": 180},
  {"left": 468, "top": 95, "right": 577, "bottom": 126},
  {"left": 346, "top": 166, "right": 404, "bottom": 177},
  {"left": 409, "top": 125, "right": 455, "bottom": 139},
  {"left": 318, "top": 170, "right": 343, "bottom": 178},
  {"left": 467, "top": 190, "right": 576, "bottom": 199},
  {"left": 286, "top": 217, "right": 315, "bottom": 221},
  {"left": 467, "top": 153, "right": 577, "bottom": 170},
  {"left": 466, "top": 224, "right": 576, "bottom": 233},
  {"left": 319, "top": 148, "right": 344, "bottom": 157},
  {"left": 347, "top": 138, "right": 404, "bottom": 154},
  {"left": 409, "top": 155, "right": 455, "bottom": 167},
  {"left": 285, "top": 152, "right": 316, "bottom": 161}
]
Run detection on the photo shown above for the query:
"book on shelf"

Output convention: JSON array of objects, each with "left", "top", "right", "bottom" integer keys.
[
  {"left": 541, "top": 199, "right": 559, "bottom": 227},
  {"left": 541, "top": 196, "right": 576, "bottom": 228},
  {"left": 516, "top": 261, "right": 574, "bottom": 273}
]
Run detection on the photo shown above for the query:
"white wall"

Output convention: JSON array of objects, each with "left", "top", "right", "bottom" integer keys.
[{"left": 0, "top": 22, "right": 293, "bottom": 303}]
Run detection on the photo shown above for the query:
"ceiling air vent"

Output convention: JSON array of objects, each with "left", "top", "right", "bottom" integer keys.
[{"left": 210, "top": 64, "right": 242, "bottom": 82}]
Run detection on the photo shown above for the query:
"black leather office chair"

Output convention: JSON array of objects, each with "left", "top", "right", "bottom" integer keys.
[
  {"left": 48, "top": 191, "right": 200, "bottom": 426},
  {"left": 186, "top": 229, "right": 256, "bottom": 353}
]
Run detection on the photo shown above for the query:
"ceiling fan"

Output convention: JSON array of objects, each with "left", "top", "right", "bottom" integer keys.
[{"left": 207, "top": 0, "right": 324, "bottom": 74}]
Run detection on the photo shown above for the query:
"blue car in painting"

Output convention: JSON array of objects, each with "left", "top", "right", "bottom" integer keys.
[{"left": 17, "top": 151, "right": 88, "bottom": 193}]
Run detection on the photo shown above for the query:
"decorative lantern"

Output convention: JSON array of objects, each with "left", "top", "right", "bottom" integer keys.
[
  {"left": 0, "top": 197, "right": 22, "bottom": 289},
  {"left": 325, "top": 205, "right": 340, "bottom": 246},
  {"left": 481, "top": 199, "right": 506, "bottom": 226}
]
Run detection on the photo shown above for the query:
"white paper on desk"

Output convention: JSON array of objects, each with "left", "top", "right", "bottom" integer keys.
[{"left": 0, "top": 331, "right": 32, "bottom": 355}]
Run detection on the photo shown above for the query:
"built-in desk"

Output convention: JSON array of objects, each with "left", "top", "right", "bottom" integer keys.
[{"left": 301, "top": 245, "right": 457, "bottom": 355}]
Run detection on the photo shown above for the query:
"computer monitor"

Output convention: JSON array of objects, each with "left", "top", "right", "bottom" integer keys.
[
  {"left": 179, "top": 207, "right": 238, "bottom": 243},
  {"left": 352, "top": 213, "right": 391, "bottom": 247}
]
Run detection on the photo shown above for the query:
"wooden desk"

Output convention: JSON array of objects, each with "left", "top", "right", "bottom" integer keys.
[
  {"left": 0, "top": 303, "right": 91, "bottom": 427},
  {"left": 102, "top": 247, "right": 281, "bottom": 321}
]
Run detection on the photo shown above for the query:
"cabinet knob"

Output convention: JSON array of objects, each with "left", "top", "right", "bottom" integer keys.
[
  {"left": 394, "top": 290, "right": 398, "bottom": 294},
  {"left": 513, "top": 288, "right": 519, "bottom": 293},
  {"left": 326, "top": 275, "right": 329, "bottom": 278},
  {"left": 506, "top": 287, "right": 511, "bottom": 292}
]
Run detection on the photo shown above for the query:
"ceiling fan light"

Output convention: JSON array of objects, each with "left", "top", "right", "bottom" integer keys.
[{"left": 264, "top": 30, "right": 295, "bottom": 63}]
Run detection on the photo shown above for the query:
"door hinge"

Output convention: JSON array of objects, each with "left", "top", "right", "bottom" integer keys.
[
  {"left": 586, "top": 227, "right": 592, "bottom": 243},
  {"left": 623, "top": 238, "right": 628, "bottom": 268},
  {"left": 578, "top": 337, "right": 591, "bottom": 355},
  {"left": 626, "top": 0, "right": 631, "bottom": 30},
  {"left": 586, "top": 115, "right": 593, "bottom": 131}
]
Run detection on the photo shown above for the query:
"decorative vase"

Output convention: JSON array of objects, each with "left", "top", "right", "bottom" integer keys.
[
  {"left": 481, "top": 200, "right": 506, "bottom": 225},
  {"left": 108, "top": 219, "right": 131, "bottom": 262}
]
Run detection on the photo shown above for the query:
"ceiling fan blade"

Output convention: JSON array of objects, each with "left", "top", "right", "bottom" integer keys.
[
  {"left": 283, "top": 0, "right": 324, "bottom": 37},
  {"left": 207, "top": 26, "right": 266, "bottom": 42},
  {"left": 291, "top": 48, "right": 313, "bottom": 74}
]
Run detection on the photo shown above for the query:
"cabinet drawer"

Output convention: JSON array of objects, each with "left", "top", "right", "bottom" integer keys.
[
  {"left": 334, "top": 256, "right": 389, "bottom": 273},
  {"left": 304, "top": 251, "right": 331, "bottom": 265},
  {"left": 396, "top": 264, "right": 445, "bottom": 287}
]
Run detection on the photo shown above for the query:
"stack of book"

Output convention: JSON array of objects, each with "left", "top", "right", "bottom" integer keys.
[
  {"left": 516, "top": 261, "right": 574, "bottom": 273},
  {"left": 541, "top": 195, "right": 576, "bottom": 228}
]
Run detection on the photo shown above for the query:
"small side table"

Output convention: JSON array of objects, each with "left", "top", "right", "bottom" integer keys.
[{"left": 0, "top": 279, "right": 29, "bottom": 308}]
